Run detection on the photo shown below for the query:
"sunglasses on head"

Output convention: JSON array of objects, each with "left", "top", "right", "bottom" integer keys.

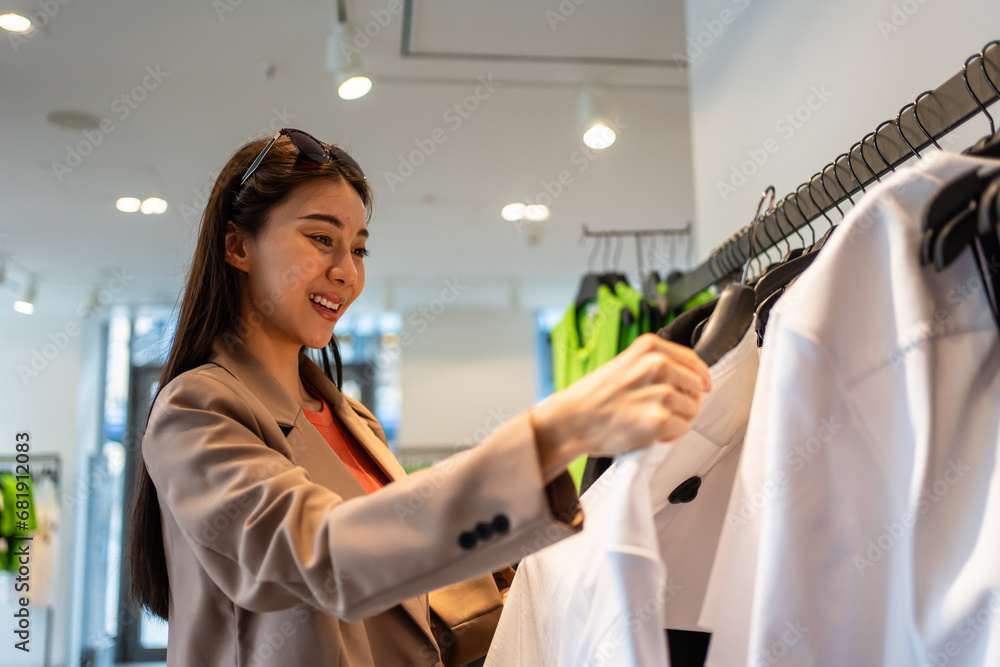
[{"left": 239, "top": 128, "right": 365, "bottom": 187}]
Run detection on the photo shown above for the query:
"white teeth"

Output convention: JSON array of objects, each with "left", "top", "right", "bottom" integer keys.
[{"left": 309, "top": 293, "right": 340, "bottom": 311}]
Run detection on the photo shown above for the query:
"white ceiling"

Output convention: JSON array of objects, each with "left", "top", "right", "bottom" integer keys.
[{"left": 0, "top": 0, "right": 695, "bottom": 318}]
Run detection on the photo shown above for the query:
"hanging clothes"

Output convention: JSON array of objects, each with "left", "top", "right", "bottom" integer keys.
[
  {"left": 488, "top": 317, "right": 760, "bottom": 667},
  {"left": 0, "top": 472, "right": 36, "bottom": 539},
  {"left": 702, "top": 151, "right": 1000, "bottom": 666},
  {"left": 25, "top": 474, "right": 59, "bottom": 607}
]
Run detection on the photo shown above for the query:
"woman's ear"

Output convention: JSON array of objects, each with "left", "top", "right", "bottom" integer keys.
[{"left": 224, "top": 221, "right": 250, "bottom": 273}]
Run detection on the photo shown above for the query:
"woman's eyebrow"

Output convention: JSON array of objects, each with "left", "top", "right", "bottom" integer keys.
[{"left": 299, "top": 213, "right": 369, "bottom": 238}]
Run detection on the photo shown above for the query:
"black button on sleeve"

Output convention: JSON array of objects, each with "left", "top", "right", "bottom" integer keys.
[
  {"left": 491, "top": 513, "right": 510, "bottom": 535},
  {"left": 475, "top": 521, "right": 493, "bottom": 541},
  {"left": 458, "top": 531, "right": 478, "bottom": 550}
]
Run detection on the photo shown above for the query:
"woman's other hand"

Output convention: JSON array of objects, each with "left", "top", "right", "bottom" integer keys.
[{"left": 530, "top": 334, "right": 712, "bottom": 482}]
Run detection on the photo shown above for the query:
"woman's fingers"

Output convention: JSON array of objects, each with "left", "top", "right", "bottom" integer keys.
[{"left": 663, "top": 383, "right": 702, "bottom": 423}]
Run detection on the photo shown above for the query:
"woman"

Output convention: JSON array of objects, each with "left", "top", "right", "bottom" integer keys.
[{"left": 128, "top": 129, "right": 711, "bottom": 667}]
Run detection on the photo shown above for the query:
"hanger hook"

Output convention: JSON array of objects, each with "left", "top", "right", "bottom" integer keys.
[
  {"left": 584, "top": 228, "right": 599, "bottom": 272},
  {"left": 978, "top": 42, "right": 1000, "bottom": 109},
  {"left": 895, "top": 102, "right": 921, "bottom": 160},
  {"left": 964, "top": 53, "right": 995, "bottom": 136},
  {"left": 742, "top": 186, "right": 776, "bottom": 284},
  {"left": 913, "top": 90, "right": 943, "bottom": 150},
  {"left": 806, "top": 172, "right": 834, "bottom": 227},
  {"left": 873, "top": 120, "right": 897, "bottom": 173},
  {"left": 847, "top": 140, "right": 870, "bottom": 193},
  {"left": 770, "top": 195, "right": 794, "bottom": 256},
  {"left": 860, "top": 131, "right": 883, "bottom": 182},
  {"left": 792, "top": 184, "right": 817, "bottom": 245},
  {"left": 819, "top": 163, "right": 845, "bottom": 217},
  {"left": 778, "top": 195, "right": 806, "bottom": 249},
  {"left": 755, "top": 203, "right": 780, "bottom": 268},
  {"left": 832, "top": 153, "right": 856, "bottom": 206}
]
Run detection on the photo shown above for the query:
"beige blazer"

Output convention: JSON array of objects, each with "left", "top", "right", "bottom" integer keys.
[{"left": 141, "top": 333, "right": 583, "bottom": 667}]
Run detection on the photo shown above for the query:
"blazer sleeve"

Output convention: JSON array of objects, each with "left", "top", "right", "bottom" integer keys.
[{"left": 142, "top": 369, "right": 583, "bottom": 623}]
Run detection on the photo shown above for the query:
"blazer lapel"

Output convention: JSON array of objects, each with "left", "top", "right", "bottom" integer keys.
[
  {"left": 296, "top": 351, "right": 437, "bottom": 647},
  {"left": 298, "top": 353, "right": 408, "bottom": 482},
  {"left": 208, "top": 336, "right": 436, "bottom": 648}
]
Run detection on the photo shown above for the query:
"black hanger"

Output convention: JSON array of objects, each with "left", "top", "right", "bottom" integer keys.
[
  {"left": 896, "top": 102, "right": 923, "bottom": 161},
  {"left": 965, "top": 43, "right": 1000, "bottom": 159},
  {"left": 975, "top": 178, "right": 1000, "bottom": 331},
  {"left": 923, "top": 53, "right": 1000, "bottom": 270},
  {"left": 693, "top": 186, "right": 774, "bottom": 365}
]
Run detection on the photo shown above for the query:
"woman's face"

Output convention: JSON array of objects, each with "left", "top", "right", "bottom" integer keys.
[{"left": 226, "top": 177, "right": 368, "bottom": 350}]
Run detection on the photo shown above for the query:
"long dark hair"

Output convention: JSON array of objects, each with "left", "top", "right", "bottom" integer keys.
[{"left": 127, "top": 134, "right": 373, "bottom": 620}]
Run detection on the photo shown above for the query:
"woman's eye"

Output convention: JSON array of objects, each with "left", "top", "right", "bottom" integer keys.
[
  {"left": 353, "top": 248, "right": 370, "bottom": 258},
  {"left": 311, "top": 235, "right": 333, "bottom": 247}
]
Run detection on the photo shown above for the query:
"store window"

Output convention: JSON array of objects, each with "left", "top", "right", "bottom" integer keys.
[{"left": 79, "top": 308, "right": 402, "bottom": 664}]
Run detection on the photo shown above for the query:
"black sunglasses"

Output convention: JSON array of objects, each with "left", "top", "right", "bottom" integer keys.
[{"left": 239, "top": 128, "right": 365, "bottom": 187}]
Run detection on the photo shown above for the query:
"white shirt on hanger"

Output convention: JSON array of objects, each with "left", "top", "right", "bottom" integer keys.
[
  {"left": 486, "top": 320, "right": 760, "bottom": 667},
  {"left": 702, "top": 150, "right": 1000, "bottom": 666}
]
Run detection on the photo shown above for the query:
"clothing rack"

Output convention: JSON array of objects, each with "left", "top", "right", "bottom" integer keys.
[
  {"left": 666, "top": 41, "right": 1000, "bottom": 310},
  {"left": 0, "top": 453, "right": 61, "bottom": 486},
  {"left": 581, "top": 222, "right": 692, "bottom": 279},
  {"left": 0, "top": 453, "right": 60, "bottom": 667}
]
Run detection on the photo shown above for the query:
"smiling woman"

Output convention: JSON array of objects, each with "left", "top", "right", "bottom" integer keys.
[{"left": 125, "top": 128, "right": 711, "bottom": 667}]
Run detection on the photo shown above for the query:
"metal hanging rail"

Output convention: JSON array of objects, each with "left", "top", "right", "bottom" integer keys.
[
  {"left": 581, "top": 223, "right": 692, "bottom": 278},
  {"left": 666, "top": 40, "right": 1000, "bottom": 310}
]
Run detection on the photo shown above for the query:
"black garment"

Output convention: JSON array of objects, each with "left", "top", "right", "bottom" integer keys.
[{"left": 667, "top": 629, "right": 711, "bottom": 667}]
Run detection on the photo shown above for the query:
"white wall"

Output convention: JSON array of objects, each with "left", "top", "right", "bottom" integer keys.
[
  {"left": 0, "top": 305, "right": 103, "bottom": 667},
  {"left": 397, "top": 307, "right": 538, "bottom": 448},
  {"left": 683, "top": 0, "right": 1000, "bottom": 259}
]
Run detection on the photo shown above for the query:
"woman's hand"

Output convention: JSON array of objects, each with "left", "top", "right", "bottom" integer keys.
[{"left": 530, "top": 333, "right": 712, "bottom": 483}]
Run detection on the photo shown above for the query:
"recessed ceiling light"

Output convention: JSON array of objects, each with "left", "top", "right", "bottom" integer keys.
[
  {"left": 524, "top": 204, "right": 550, "bottom": 221},
  {"left": 140, "top": 197, "right": 168, "bottom": 214},
  {"left": 116, "top": 197, "right": 141, "bottom": 213},
  {"left": 501, "top": 203, "right": 526, "bottom": 221},
  {"left": 0, "top": 13, "right": 33, "bottom": 34}
]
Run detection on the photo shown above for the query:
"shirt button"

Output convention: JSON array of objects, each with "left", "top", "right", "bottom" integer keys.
[
  {"left": 491, "top": 514, "right": 510, "bottom": 535},
  {"left": 458, "top": 531, "right": 477, "bottom": 550},
  {"left": 475, "top": 522, "right": 493, "bottom": 541}
]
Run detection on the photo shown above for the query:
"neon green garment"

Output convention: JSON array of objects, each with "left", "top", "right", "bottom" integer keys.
[
  {"left": 550, "top": 284, "right": 625, "bottom": 489},
  {"left": 614, "top": 281, "right": 643, "bottom": 352},
  {"left": 551, "top": 284, "right": 624, "bottom": 392},
  {"left": 682, "top": 288, "right": 716, "bottom": 312},
  {"left": 0, "top": 472, "right": 36, "bottom": 536}
]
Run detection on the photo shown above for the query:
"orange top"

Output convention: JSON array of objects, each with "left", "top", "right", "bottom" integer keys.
[{"left": 301, "top": 388, "right": 390, "bottom": 494}]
